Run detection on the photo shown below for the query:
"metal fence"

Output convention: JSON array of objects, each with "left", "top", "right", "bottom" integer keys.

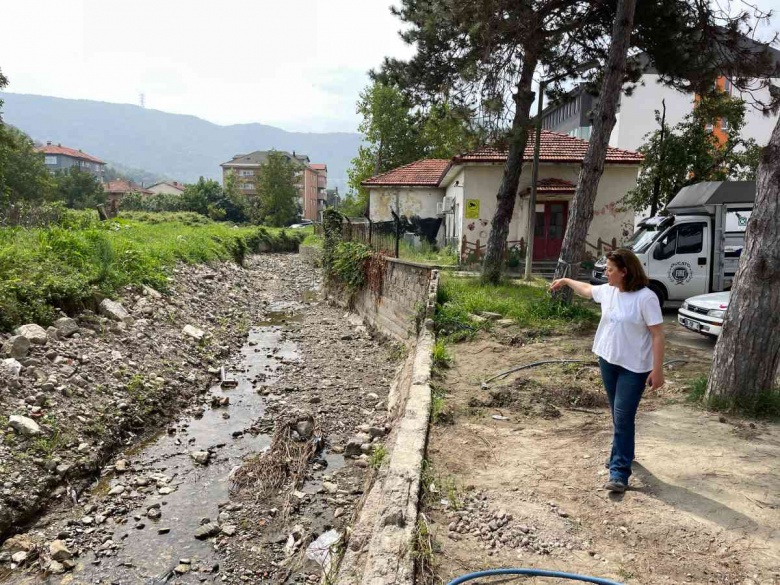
[{"left": 317, "top": 213, "right": 401, "bottom": 258}]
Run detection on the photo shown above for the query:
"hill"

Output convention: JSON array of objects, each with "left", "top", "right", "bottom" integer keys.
[{"left": 0, "top": 93, "right": 362, "bottom": 192}]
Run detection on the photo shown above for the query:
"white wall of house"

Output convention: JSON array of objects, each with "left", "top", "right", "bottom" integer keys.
[
  {"left": 612, "top": 74, "right": 780, "bottom": 151},
  {"left": 369, "top": 187, "right": 444, "bottom": 222}
]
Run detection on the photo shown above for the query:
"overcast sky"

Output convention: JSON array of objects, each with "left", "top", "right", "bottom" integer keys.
[{"left": 2, "top": 0, "right": 780, "bottom": 134}]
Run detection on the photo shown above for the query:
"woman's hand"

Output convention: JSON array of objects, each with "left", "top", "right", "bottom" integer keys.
[
  {"left": 549, "top": 278, "right": 568, "bottom": 292},
  {"left": 647, "top": 368, "right": 665, "bottom": 391}
]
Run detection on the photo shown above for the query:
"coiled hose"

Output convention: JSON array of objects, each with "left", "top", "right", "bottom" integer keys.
[{"left": 447, "top": 567, "right": 624, "bottom": 585}]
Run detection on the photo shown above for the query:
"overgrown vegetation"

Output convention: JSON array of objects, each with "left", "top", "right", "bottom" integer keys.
[
  {"left": 434, "top": 274, "right": 597, "bottom": 341},
  {"left": 399, "top": 240, "right": 458, "bottom": 266},
  {"left": 687, "top": 375, "right": 780, "bottom": 419},
  {"left": 0, "top": 211, "right": 304, "bottom": 331},
  {"left": 330, "top": 241, "right": 373, "bottom": 290}
]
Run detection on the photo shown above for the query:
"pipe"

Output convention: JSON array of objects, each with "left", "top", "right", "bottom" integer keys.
[{"left": 447, "top": 568, "right": 624, "bottom": 585}]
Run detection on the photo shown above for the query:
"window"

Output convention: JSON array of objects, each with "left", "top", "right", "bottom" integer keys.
[
  {"left": 705, "top": 123, "right": 713, "bottom": 132},
  {"left": 655, "top": 229, "right": 677, "bottom": 260},
  {"left": 721, "top": 118, "right": 728, "bottom": 131},
  {"left": 240, "top": 183, "right": 254, "bottom": 190},
  {"left": 724, "top": 78, "right": 733, "bottom": 95},
  {"left": 239, "top": 169, "right": 254, "bottom": 177},
  {"left": 44, "top": 156, "right": 57, "bottom": 165},
  {"left": 676, "top": 223, "right": 704, "bottom": 254}
]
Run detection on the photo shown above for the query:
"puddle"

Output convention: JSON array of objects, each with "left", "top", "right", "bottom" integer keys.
[{"left": 16, "top": 324, "right": 299, "bottom": 583}]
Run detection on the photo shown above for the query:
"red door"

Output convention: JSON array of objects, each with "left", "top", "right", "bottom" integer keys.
[{"left": 533, "top": 201, "right": 568, "bottom": 261}]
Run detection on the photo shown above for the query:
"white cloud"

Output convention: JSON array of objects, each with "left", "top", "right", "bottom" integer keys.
[{"left": 0, "top": 0, "right": 413, "bottom": 132}]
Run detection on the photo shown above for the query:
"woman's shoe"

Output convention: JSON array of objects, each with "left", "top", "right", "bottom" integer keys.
[{"left": 604, "top": 480, "right": 627, "bottom": 493}]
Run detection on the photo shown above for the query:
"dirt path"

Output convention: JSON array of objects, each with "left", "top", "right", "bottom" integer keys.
[{"left": 424, "top": 327, "right": 780, "bottom": 585}]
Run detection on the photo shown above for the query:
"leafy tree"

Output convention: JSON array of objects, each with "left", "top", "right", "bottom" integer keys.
[
  {"left": 0, "top": 126, "right": 55, "bottom": 205},
  {"left": 345, "top": 81, "right": 478, "bottom": 217},
  {"left": 54, "top": 166, "right": 106, "bottom": 209},
  {"left": 180, "top": 177, "right": 222, "bottom": 217},
  {"left": 624, "top": 93, "right": 762, "bottom": 214},
  {"left": 381, "top": 0, "right": 780, "bottom": 284},
  {"left": 254, "top": 151, "right": 299, "bottom": 227},
  {"left": 221, "top": 170, "right": 250, "bottom": 223}
]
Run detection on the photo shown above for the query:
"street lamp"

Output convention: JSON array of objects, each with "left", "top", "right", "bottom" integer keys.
[{"left": 524, "top": 63, "right": 597, "bottom": 281}]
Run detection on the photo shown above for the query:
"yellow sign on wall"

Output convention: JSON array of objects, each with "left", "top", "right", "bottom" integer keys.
[{"left": 465, "top": 199, "right": 480, "bottom": 219}]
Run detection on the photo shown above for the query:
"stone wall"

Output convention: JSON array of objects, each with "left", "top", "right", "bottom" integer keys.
[{"left": 352, "top": 258, "right": 433, "bottom": 344}]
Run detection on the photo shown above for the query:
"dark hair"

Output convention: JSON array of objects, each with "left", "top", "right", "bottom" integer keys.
[{"left": 606, "top": 248, "right": 648, "bottom": 292}]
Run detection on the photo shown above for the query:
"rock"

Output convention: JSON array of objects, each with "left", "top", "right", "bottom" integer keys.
[
  {"left": 81, "top": 516, "right": 94, "bottom": 525},
  {"left": 158, "top": 487, "right": 176, "bottom": 495},
  {"left": 2, "top": 358, "right": 22, "bottom": 378},
  {"left": 479, "top": 311, "right": 503, "bottom": 321},
  {"left": 182, "top": 325, "right": 205, "bottom": 341},
  {"left": 2, "top": 535, "right": 33, "bottom": 552},
  {"left": 496, "top": 318, "right": 515, "bottom": 327},
  {"left": 158, "top": 527, "right": 170, "bottom": 534},
  {"left": 2, "top": 336, "right": 30, "bottom": 359},
  {"left": 48, "top": 560, "right": 66, "bottom": 574},
  {"left": 115, "top": 459, "right": 128, "bottom": 472},
  {"left": 345, "top": 433, "right": 371, "bottom": 457},
  {"left": 49, "top": 540, "right": 72, "bottom": 561},
  {"left": 368, "top": 426, "right": 386, "bottom": 438},
  {"left": 15, "top": 323, "right": 48, "bottom": 344},
  {"left": 46, "top": 327, "right": 59, "bottom": 342},
  {"left": 221, "top": 524, "right": 237, "bottom": 536},
  {"left": 174, "top": 563, "right": 190, "bottom": 574},
  {"left": 334, "top": 507, "right": 345, "bottom": 519},
  {"left": 53, "top": 317, "right": 79, "bottom": 338},
  {"left": 99, "top": 299, "right": 134, "bottom": 324},
  {"left": 295, "top": 420, "right": 314, "bottom": 440},
  {"left": 142, "top": 285, "right": 162, "bottom": 299},
  {"left": 11, "top": 551, "right": 28, "bottom": 564},
  {"left": 9, "top": 415, "right": 41, "bottom": 436},
  {"left": 322, "top": 481, "right": 338, "bottom": 494},
  {"left": 108, "top": 485, "right": 126, "bottom": 496},
  {"left": 190, "top": 450, "right": 210, "bottom": 465},
  {"left": 469, "top": 314, "right": 487, "bottom": 323},
  {"left": 147, "top": 508, "right": 162, "bottom": 520},
  {"left": 194, "top": 522, "right": 221, "bottom": 539}
]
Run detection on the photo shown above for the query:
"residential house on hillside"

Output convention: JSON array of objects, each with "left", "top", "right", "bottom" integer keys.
[
  {"left": 36, "top": 141, "right": 105, "bottom": 178},
  {"left": 104, "top": 180, "right": 152, "bottom": 207},
  {"left": 363, "top": 131, "right": 643, "bottom": 263},
  {"left": 219, "top": 150, "right": 327, "bottom": 222},
  {"left": 147, "top": 181, "right": 186, "bottom": 195}
]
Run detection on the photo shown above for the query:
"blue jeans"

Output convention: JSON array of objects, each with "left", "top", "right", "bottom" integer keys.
[{"left": 598, "top": 357, "right": 649, "bottom": 484}]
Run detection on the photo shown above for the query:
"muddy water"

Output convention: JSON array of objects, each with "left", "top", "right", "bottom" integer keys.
[{"left": 15, "top": 313, "right": 300, "bottom": 584}]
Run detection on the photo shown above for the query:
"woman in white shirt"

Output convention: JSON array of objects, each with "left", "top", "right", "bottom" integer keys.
[{"left": 550, "top": 249, "right": 665, "bottom": 493}]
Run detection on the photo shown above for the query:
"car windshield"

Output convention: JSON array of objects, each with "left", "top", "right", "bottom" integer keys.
[{"left": 627, "top": 226, "right": 662, "bottom": 254}]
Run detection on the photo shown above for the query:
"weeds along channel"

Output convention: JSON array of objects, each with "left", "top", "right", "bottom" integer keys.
[{"left": 0, "top": 211, "right": 305, "bottom": 331}]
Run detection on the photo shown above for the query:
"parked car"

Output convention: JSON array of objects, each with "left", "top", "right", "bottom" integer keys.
[
  {"left": 289, "top": 219, "right": 314, "bottom": 229},
  {"left": 678, "top": 291, "right": 730, "bottom": 338}
]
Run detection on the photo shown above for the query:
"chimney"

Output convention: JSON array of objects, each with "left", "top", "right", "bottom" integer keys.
[{"left": 46, "top": 140, "right": 52, "bottom": 146}]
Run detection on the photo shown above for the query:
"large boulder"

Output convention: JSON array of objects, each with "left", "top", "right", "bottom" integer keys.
[
  {"left": 1, "top": 336, "right": 30, "bottom": 359},
  {"left": 53, "top": 317, "right": 79, "bottom": 338},
  {"left": 49, "top": 540, "right": 72, "bottom": 561},
  {"left": 9, "top": 415, "right": 41, "bottom": 436},
  {"left": 14, "top": 324, "right": 48, "bottom": 345},
  {"left": 99, "top": 299, "right": 134, "bottom": 325}
]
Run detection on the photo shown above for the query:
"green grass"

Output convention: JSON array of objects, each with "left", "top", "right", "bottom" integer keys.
[
  {"left": 301, "top": 232, "right": 323, "bottom": 248},
  {"left": 432, "top": 339, "right": 452, "bottom": 369},
  {"left": 434, "top": 274, "right": 597, "bottom": 341},
  {"left": 687, "top": 375, "right": 780, "bottom": 419},
  {"left": 687, "top": 376, "right": 708, "bottom": 403},
  {"left": 0, "top": 211, "right": 304, "bottom": 331},
  {"left": 399, "top": 241, "right": 458, "bottom": 266}
]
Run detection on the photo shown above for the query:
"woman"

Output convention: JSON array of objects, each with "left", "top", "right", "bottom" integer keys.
[{"left": 550, "top": 249, "right": 665, "bottom": 493}]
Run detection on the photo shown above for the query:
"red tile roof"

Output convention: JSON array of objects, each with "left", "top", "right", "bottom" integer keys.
[
  {"left": 36, "top": 144, "right": 104, "bottom": 164},
  {"left": 309, "top": 163, "right": 327, "bottom": 171},
  {"left": 534, "top": 178, "right": 576, "bottom": 194},
  {"left": 362, "top": 159, "right": 452, "bottom": 187},
  {"left": 454, "top": 130, "right": 643, "bottom": 165},
  {"left": 104, "top": 180, "right": 153, "bottom": 195},
  {"left": 363, "top": 131, "right": 641, "bottom": 188}
]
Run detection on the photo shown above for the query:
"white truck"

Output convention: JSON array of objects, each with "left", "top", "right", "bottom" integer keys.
[{"left": 591, "top": 181, "right": 753, "bottom": 308}]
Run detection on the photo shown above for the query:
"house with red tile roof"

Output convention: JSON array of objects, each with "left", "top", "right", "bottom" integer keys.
[
  {"left": 104, "top": 180, "right": 153, "bottom": 207},
  {"left": 362, "top": 130, "right": 643, "bottom": 262},
  {"left": 147, "top": 181, "right": 186, "bottom": 196},
  {"left": 36, "top": 141, "right": 106, "bottom": 178}
]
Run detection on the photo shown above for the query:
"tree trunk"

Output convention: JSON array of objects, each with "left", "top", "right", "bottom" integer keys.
[
  {"left": 706, "top": 118, "right": 780, "bottom": 408},
  {"left": 481, "top": 52, "right": 539, "bottom": 284},
  {"left": 552, "top": 0, "right": 638, "bottom": 302},
  {"left": 650, "top": 99, "right": 666, "bottom": 217}
]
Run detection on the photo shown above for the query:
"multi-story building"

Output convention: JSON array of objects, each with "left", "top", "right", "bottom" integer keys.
[
  {"left": 220, "top": 151, "right": 310, "bottom": 197},
  {"left": 308, "top": 163, "right": 328, "bottom": 222},
  {"left": 36, "top": 142, "right": 106, "bottom": 178},
  {"left": 220, "top": 150, "right": 327, "bottom": 222},
  {"left": 541, "top": 64, "right": 780, "bottom": 152}
]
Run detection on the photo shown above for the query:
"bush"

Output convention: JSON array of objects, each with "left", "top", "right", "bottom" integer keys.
[
  {"left": 330, "top": 241, "right": 373, "bottom": 290},
  {"left": 0, "top": 216, "right": 305, "bottom": 331}
]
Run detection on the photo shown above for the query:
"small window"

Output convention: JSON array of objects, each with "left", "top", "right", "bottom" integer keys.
[
  {"left": 705, "top": 123, "right": 713, "bottom": 132},
  {"left": 44, "top": 156, "right": 57, "bottom": 165},
  {"left": 721, "top": 118, "right": 728, "bottom": 131},
  {"left": 724, "top": 78, "right": 733, "bottom": 95},
  {"left": 676, "top": 223, "right": 704, "bottom": 254}
]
